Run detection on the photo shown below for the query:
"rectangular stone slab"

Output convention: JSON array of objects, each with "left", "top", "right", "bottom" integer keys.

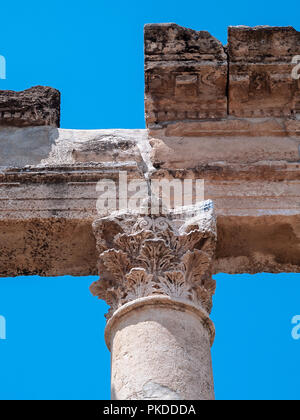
[
  {"left": 228, "top": 26, "right": 300, "bottom": 117},
  {"left": 0, "top": 128, "right": 299, "bottom": 276},
  {"left": 144, "top": 23, "right": 227, "bottom": 126}
]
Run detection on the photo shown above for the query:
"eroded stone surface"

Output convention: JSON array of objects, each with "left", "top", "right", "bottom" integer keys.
[
  {"left": 1, "top": 214, "right": 299, "bottom": 277},
  {"left": 0, "top": 218, "right": 98, "bottom": 277},
  {"left": 1, "top": 25, "right": 300, "bottom": 278},
  {"left": 90, "top": 200, "right": 216, "bottom": 400},
  {"left": 90, "top": 201, "right": 216, "bottom": 320},
  {"left": 228, "top": 26, "right": 300, "bottom": 117},
  {"left": 1, "top": 157, "right": 300, "bottom": 276},
  {"left": 215, "top": 215, "right": 300, "bottom": 274},
  {"left": 0, "top": 127, "right": 148, "bottom": 169},
  {"left": 145, "top": 24, "right": 300, "bottom": 130},
  {"left": 109, "top": 301, "right": 214, "bottom": 400},
  {"left": 0, "top": 86, "right": 60, "bottom": 127},
  {"left": 144, "top": 23, "right": 227, "bottom": 126}
]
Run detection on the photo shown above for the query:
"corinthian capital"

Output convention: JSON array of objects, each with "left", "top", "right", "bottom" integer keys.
[{"left": 90, "top": 200, "right": 217, "bottom": 321}]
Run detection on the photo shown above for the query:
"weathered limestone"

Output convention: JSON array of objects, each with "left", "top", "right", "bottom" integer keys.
[
  {"left": 107, "top": 300, "right": 214, "bottom": 399},
  {"left": 147, "top": 24, "right": 300, "bottom": 170},
  {"left": 144, "top": 23, "right": 228, "bottom": 127},
  {"left": 228, "top": 26, "right": 300, "bottom": 117},
  {"left": 90, "top": 201, "right": 216, "bottom": 399},
  {"left": 149, "top": 124, "right": 300, "bottom": 169},
  {"left": 0, "top": 126, "right": 146, "bottom": 168},
  {"left": 0, "top": 86, "right": 60, "bottom": 127},
  {"left": 0, "top": 127, "right": 300, "bottom": 276},
  {"left": 0, "top": 23, "right": 300, "bottom": 401}
]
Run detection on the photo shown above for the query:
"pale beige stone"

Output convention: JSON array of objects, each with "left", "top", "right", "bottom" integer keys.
[
  {"left": 1, "top": 24, "right": 300, "bottom": 402},
  {"left": 108, "top": 298, "right": 214, "bottom": 400},
  {"left": 90, "top": 202, "right": 216, "bottom": 400},
  {"left": 1, "top": 139, "right": 300, "bottom": 276},
  {"left": 144, "top": 23, "right": 227, "bottom": 126},
  {"left": 228, "top": 26, "right": 300, "bottom": 118},
  {"left": 0, "top": 127, "right": 147, "bottom": 168},
  {"left": 149, "top": 133, "right": 300, "bottom": 169}
]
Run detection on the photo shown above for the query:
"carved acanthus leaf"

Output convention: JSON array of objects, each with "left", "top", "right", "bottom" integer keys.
[
  {"left": 90, "top": 200, "right": 217, "bottom": 320},
  {"left": 192, "top": 278, "right": 216, "bottom": 313},
  {"left": 114, "top": 231, "right": 153, "bottom": 257},
  {"left": 101, "top": 249, "right": 132, "bottom": 282},
  {"left": 138, "top": 239, "right": 176, "bottom": 274},
  {"left": 126, "top": 268, "right": 154, "bottom": 301},
  {"left": 157, "top": 271, "right": 191, "bottom": 299},
  {"left": 182, "top": 250, "right": 212, "bottom": 284}
]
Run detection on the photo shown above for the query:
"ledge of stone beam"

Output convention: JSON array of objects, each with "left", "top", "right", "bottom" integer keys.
[
  {"left": 148, "top": 126, "right": 300, "bottom": 170},
  {"left": 0, "top": 86, "right": 60, "bottom": 128},
  {"left": 0, "top": 127, "right": 148, "bottom": 169}
]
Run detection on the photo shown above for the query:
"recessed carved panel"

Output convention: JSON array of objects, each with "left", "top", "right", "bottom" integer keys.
[
  {"left": 228, "top": 26, "right": 300, "bottom": 117},
  {"left": 144, "top": 23, "right": 227, "bottom": 126}
]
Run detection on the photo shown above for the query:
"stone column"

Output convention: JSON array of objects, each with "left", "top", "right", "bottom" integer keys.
[{"left": 90, "top": 200, "right": 217, "bottom": 400}]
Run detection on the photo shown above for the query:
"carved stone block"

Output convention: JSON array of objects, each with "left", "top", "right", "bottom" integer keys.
[
  {"left": 0, "top": 86, "right": 60, "bottom": 127},
  {"left": 144, "top": 23, "right": 227, "bottom": 127},
  {"left": 228, "top": 26, "right": 300, "bottom": 117},
  {"left": 90, "top": 200, "right": 217, "bottom": 320}
]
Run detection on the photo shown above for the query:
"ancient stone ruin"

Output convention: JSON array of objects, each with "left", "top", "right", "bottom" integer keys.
[
  {"left": 0, "top": 86, "right": 60, "bottom": 127},
  {"left": 0, "top": 24, "right": 300, "bottom": 400}
]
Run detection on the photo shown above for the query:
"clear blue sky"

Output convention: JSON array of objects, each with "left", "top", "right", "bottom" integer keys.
[
  {"left": 0, "top": 0, "right": 300, "bottom": 400},
  {"left": 0, "top": 274, "right": 300, "bottom": 400}
]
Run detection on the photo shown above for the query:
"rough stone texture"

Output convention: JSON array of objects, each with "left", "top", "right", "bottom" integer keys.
[
  {"left": 144, "top": 23, "right": 227, "bottom": 126},
  {"left": 0, "top": 26, "right": 300, "bottom": 278},
  {"left": 228, "top": 26, "right": 300, "bottom": 117},
  {"left": 0, "top": 218, "right": 98, "bottom": 277},
  {"left": 90, "top": 201, "right": 216, "bottom": 400},
  {"left": 0, "top": 86, "right": 60, "bottom": 127},
  {"left": 1, "top": 215, "right": 299, "bottom": 277},
  {"left": 162, "top": 117, "right": 300, "bottom": 137},
  {"left": 90, "top": 201, "right": 216, "bottom": 320},
  {"left": 215, "top": 215, "right": 300, "bottom": 274},
  {"left": 0, "top": 127, "right": 300, "bottom": 276},
  {"left": 0, "top": 127, "right": 148, "bottom": 169},
  {"left": 145, "top": 24, "right": 300, "bottom": 129},
  {"left": 1, "top": 25, "right": 300, "bottom": 402},
  {"left": 149, "top": 117, "right": 300, "bottom": 170},
  {"left": 108, "top": 299, "right": 214, "bottom": 400},
  {"left": 0, "top": 126, "right": 150, "bottom": 277}
]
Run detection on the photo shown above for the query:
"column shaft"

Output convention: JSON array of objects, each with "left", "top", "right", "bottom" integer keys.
[
  {"left": 107, "top": 297, "right": 214, "bottom": 400},
  {"left": 91, "top": 200, "right": 217, "bottom": 400}
]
